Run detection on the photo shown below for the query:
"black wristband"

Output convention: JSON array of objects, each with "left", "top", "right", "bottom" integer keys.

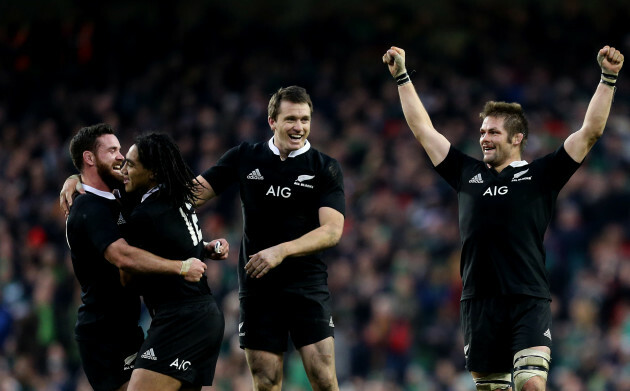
[
  {"left": 601, "top": 72, "right": 618, "bottom": 87},
  {"left": 395, "top": 71, "right": 411, "bottom": 86}
]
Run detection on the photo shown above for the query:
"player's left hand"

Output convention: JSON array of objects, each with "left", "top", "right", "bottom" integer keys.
[
  {"left": 245, "top": 245, "right": 284, "bottom": 279},
  {"left": 204, "top": 238, "right": 229, "bottom": 260},
  {"left": 598, "top": 45, "right": 624, "bottom": 75}
]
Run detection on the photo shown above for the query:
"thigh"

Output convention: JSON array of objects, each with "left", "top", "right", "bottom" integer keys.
[
  {"left": 77, "top": 329, "right": 144, "bottom": 391},
  {"left": 460, "top": 297, "right": 513, "bottom": 373},
  {"left": 135, "top": 298, "right": 224, "bottom": 387},
  {"left": 128, "top": 368, "right": 182, "bottom": 391},
  {"left": 239, "top": 294, "right": 289, "bottom": 352},
  {"left": 297, "top": 336, "right": 337, "bottom": 377},
  {"left": 244, "top": 348, "right": 284, "bottom": 379},
  {"left": 288, "top": 287, "right": 335, "bottom": 349}
]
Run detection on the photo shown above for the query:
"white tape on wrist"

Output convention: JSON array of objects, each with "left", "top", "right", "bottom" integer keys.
[{"left": 180, "top": 259, "right": 192, "bottom": 276}]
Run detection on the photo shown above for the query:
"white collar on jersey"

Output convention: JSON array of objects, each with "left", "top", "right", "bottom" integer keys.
[
  {"left": 509, "top": 160, "right": 529, "bottom": 167},
  {"left": 83, "top": 184, "right": 116, "bottom": 200},
  {"left": 268, "top": 137, "right": 311, "bottom": 158},
  {"left": 141, "top": 185, "right": 161, "bottom": 203}
]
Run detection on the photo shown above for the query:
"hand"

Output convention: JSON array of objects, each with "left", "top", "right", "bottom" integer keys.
[
  {"left": 382, "top": 46, "right": 407, "bottom": 78},
  {"left": 204, "top": 238, "right": 230, "bottom": 261},
  {"left": 182, "top": 258, "right": 207, "bottom": 282},
  {"left": 60, "top": 174, "right": 85, "bottom": 216},
  {"left": 244, "top": 245, "right": 285, "bottom": 279},
  {"left": 597, "top": 45, "right": 624, "bottom": 75}
]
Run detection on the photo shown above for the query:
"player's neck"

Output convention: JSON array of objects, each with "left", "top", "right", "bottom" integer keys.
[
  {"left": 490, "top": 155, "right": 522, "bottom": 173},
  {"left": 81, "top": 169, "right": 114, "bottom": 193}
]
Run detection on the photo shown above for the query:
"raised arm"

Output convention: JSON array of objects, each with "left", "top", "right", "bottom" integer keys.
[
  {"left": 564, "top": 45, "right": 624, "bottom": 163},
  {"left": 244, "top": 206, "right": 344, "bottom": 279},
  {"left": 382, "top": 46, "right": 451, "bottom": 166},
  {"left": 104, "top": 238, "right": 207, "bottom": 282}
]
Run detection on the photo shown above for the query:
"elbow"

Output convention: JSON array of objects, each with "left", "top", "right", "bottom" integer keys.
[
  {"left": 104, "top": 239, "right": 134, "bottom": 270},
  {"left": 327, "top": 225, "right": 343, "bottom": 247}
]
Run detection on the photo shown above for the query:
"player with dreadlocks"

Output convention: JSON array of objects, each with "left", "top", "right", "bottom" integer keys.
[{"left": 120, "top": 132, "right": 225, "bottom": 391}]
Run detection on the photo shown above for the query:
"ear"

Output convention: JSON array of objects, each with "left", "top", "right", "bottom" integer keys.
[
  {"left": 512, "top": 133, "right": 523, "bottom": 145},
  {"left": 268, "top": 116, "right": 276, "bottom": 131},
  {"left": 83, "top": 151, "right": 95, "bottom": 167}
]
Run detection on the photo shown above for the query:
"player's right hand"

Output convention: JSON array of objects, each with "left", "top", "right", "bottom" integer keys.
[
  {"left": 182, "top": 257, "right": 207, "bottom": 282},
  {"left": 60, "top": 174, "right": 85, "bottom": 216},
  {"left": 383, "top": 46, "right": 407, "bottom": 78}
]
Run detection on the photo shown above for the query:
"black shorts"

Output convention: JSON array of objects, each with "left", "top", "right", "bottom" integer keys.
[
  {"left": 461, "top": 295, "right": 552, "bottom": 373},
  {"left": 77, "top": 326, "right": 144, "bottom": 391},
  {"left": 134, "top": 296, "right": 224, "bottom": 386},
  {"left": 239, "top": 286, "right": 334, "bottom": 352}
]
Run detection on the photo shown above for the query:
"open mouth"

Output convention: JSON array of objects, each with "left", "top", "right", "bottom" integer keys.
[{"left": 289, "top": 134, "right": 303, "bottom": 140}]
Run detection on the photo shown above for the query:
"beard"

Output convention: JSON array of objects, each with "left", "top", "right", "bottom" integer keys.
[{"left": 96, "top": 159, "right": 123, "bottom": 191}]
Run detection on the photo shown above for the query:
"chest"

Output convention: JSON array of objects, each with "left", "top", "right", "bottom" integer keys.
[
  {"left": 460, "top": 166, "right": 545, "bottom": 211},
  {"left": 238, "top": 160, "right": 321, "bottom": 205}
]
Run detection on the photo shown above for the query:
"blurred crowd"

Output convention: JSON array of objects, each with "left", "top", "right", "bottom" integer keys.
[{"left": 1, "top": 1, "right": 630, "bottom": 390}]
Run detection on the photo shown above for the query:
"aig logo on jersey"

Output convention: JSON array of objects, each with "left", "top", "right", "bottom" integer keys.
[
  {"left": 266, "top": 186, "right": 291, "bottom": 198},
  {"left": 170, "top": 358, "right": 191, "bottom": 371},
  {"left": 483, "top": 186, "right": 508, "bottom": 196}
]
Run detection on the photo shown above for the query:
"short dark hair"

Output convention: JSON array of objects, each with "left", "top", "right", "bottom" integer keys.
[
  {"left": 69, "top": 123, "right": 116, "bottom": 172},
  {"left": 480, "top": 101, "right": 529, "bottom": 152},
  {"left": 267, "top": 86, "right": 313, "bottom": 120},
  {"left": 133, "top": 132, "right": 199, "bottom": 209}
]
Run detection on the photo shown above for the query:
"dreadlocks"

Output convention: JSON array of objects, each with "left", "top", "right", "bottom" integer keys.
[{"left": 133, "top": 133, "right": 199, "bottom": 210}]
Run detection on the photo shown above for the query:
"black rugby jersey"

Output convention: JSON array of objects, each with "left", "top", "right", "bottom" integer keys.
[
  {"left": 435, "top": 144, "right": 581, "bottom": 300},
  {"left": 124, "top": 190, "right": 210, "bottom": 312},
  {"left": 65, "top": 185, "right": 141, "bottom": 341},
  {"left": 202, "top": 138, "right": 345, "bottom": 296}
]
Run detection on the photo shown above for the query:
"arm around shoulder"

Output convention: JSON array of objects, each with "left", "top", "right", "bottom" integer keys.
[{"left": 194, "top": 175, "right": 216, "bottom": 208}]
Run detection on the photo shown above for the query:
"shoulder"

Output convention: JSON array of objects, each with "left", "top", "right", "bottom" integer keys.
[
  {"left": 71, "top": 192, "right": 110, "bottom": 213},
  {"left": 131, "top": 194, "right": 170, "bottom": 219},
  {"left": 307, "top": 147, "right": 341, "bottom": 168}
]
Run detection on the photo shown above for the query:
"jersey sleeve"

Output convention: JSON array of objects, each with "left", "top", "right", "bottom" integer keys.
[
  {"left": 539, "top": 144, "right": 582, "bottom": 191},
  {"left": 75, "top": 198, "right": 123, "bottom": 256},
  {"left": 434, "top": 146, "right": 471, "bottom": 191},
  {"left": 318, "top": 158, "right": 345, "bottom": 216},
  {"left": 200, "top": 144, "right": 241, "bottom": 195}
]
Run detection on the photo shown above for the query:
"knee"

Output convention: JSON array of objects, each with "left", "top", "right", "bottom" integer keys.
[
  {"left": 250, "top": 366, "right": 282, "bottom": 391},
  {"left": 308, "top": 366, "right": 338, "bottom": 391},
  {"left": 513, "top": 348, "right": 550, "bottom": 391},
  {"left": 519, "top": 375, "right": 546, "bottom": 391}
]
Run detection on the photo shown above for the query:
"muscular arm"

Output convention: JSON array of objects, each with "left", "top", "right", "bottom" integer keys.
[
  {"left": 383, "top": 46, "right": 451, "bottom": 166},
  {"left": 244, "top": 207, "right": 345, "bottom": 278},
  {"left": 564, "top": 45, "right": 624, "bottom": 163},
  {"left": 194, "top": 175, "right": 216, "bottom": 208},
  {"left": 104, "top": 238, "right": 206, "bottom": 281}
]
